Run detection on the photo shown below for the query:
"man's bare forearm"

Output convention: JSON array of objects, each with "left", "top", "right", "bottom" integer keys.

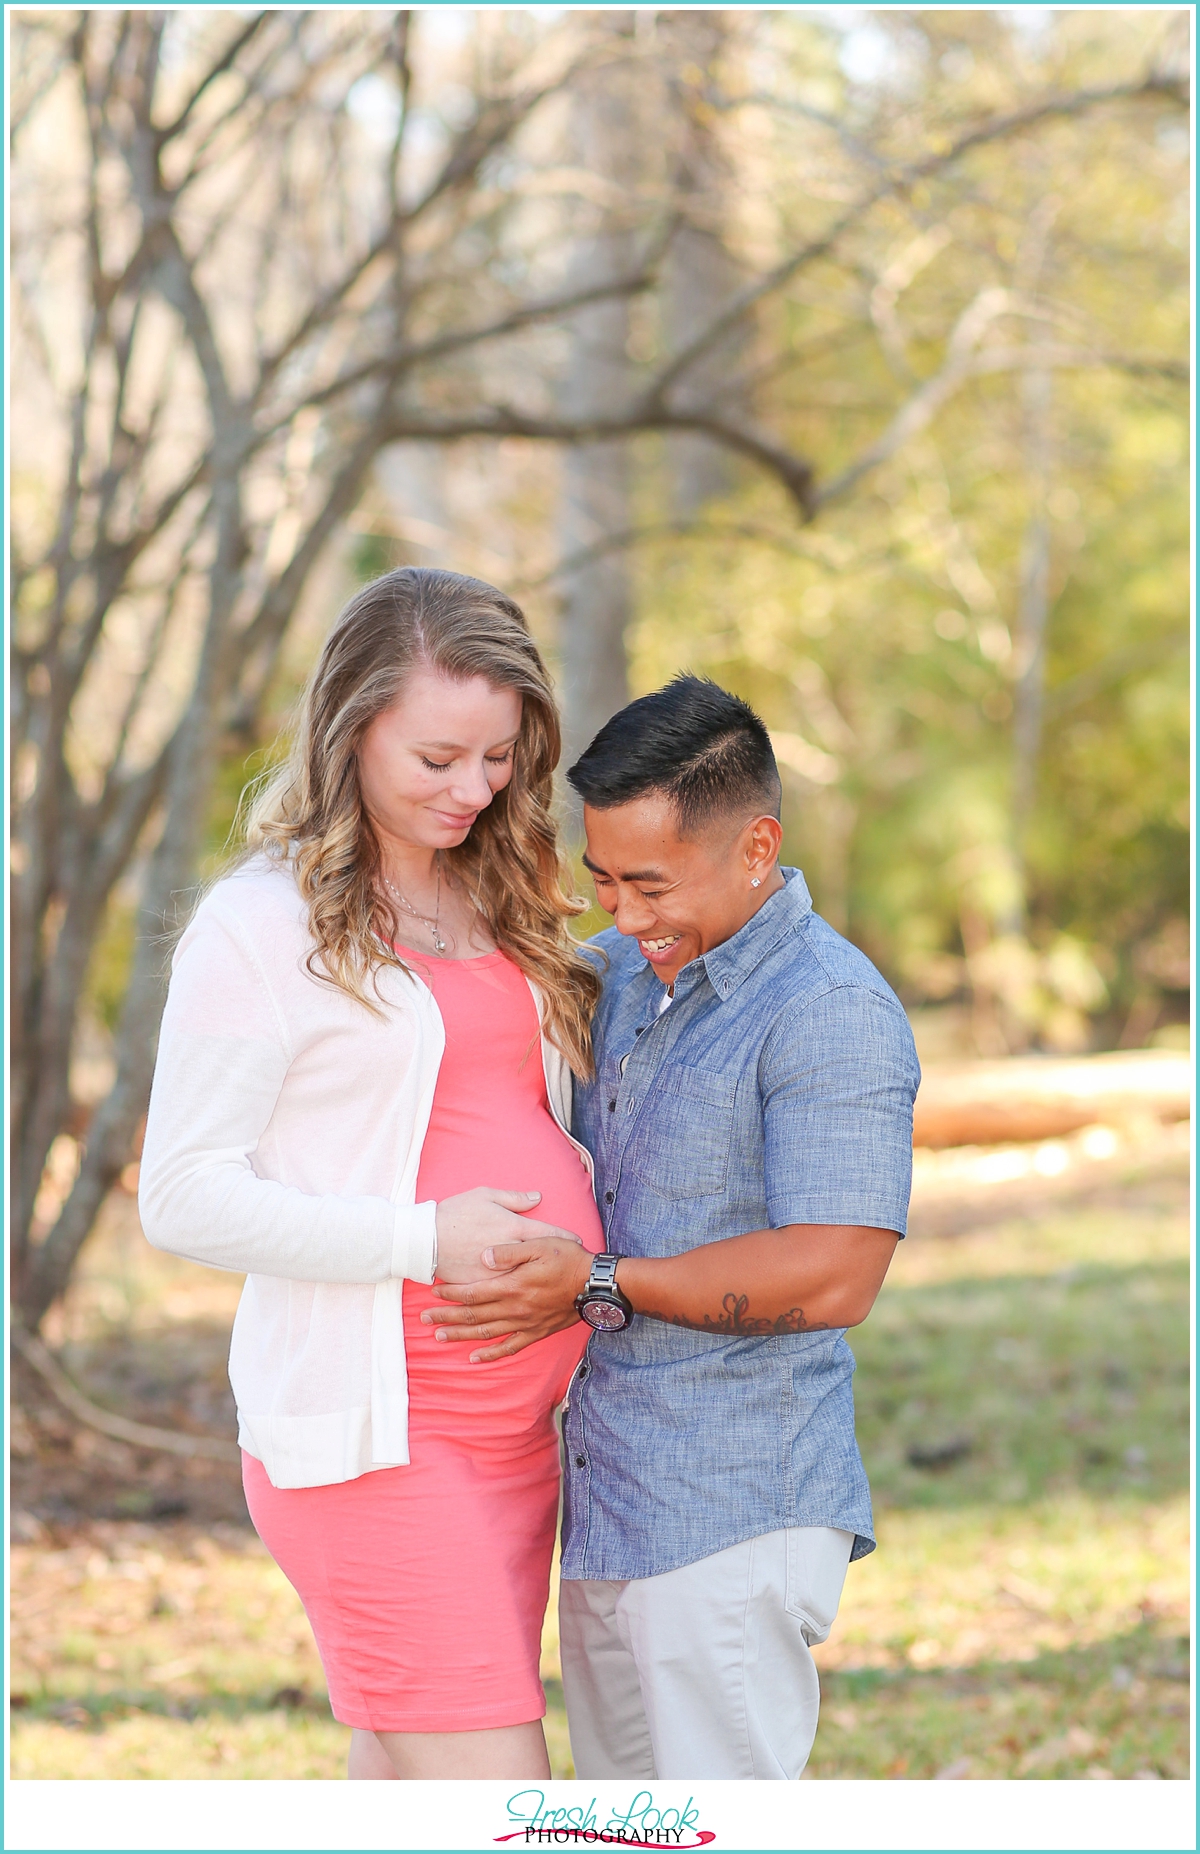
[
  {"left": 620, "top": 1284, "right": 827, "bottom": 1336},
  {"left": 423, "top": 1221, "right": 900, "bottom": 1359},
  {"left": 617, "top": 1225, "right": 899, "bottom": 1335}
]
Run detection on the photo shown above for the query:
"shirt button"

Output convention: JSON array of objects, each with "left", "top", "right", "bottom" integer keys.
[
  {"left": 574, "top": 1454, "right": 587, "bottom": 1468},
  {"left": 634, "top": 1025, "right": 645, "bottom": 1036},
  {"left": 604, "top": 1190, "right": 614, "bottom": 1205},
  {"left": 608, "top": 1099, "right": 617, "bottom": 1112},
  {"left": 578, "top": 1364, "right": 588, "bottom": 1378}
]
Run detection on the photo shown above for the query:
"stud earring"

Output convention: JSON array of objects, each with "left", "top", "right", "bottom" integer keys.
[{"left": 750, "top": 876, "right": 761, "bottom": 888}]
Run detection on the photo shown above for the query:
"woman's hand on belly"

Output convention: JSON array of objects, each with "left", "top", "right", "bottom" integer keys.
[
  {"left": 434, "top": 1187, "right": 583, "bottom": 1285},
  {"left": 422, "top": 1234, "right": 592, "bottom": 1360}
]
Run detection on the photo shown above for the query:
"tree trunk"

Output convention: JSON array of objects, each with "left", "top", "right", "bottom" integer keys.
[
  {"left": 661, "top": 12, "right": 746, "bottom": 520},
  {"left": 1011, "top": 362, "right": 1053, "bottom": 864},
  {"left": 18, "top": 468, "right": 243, "bottom": 1327},
  {"left": 1003, "top": 192, "right": 1060, "bottom": 940},
  {"left": 556, "top": 24, "right": 640, "bottom": 778}
]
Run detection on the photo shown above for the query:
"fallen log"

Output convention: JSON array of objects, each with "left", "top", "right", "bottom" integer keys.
[{"left": 913, "top": 1049, "right": 1191, "bottom": 1149}]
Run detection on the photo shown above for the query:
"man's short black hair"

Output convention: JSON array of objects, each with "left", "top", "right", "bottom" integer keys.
[{"left": 567, "top": 674, "right": 782, "bottom": 835}]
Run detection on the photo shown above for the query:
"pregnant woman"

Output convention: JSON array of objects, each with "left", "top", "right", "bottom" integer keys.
[{"left": 139, "top": 567, "right": 603, "bottom": 1779}]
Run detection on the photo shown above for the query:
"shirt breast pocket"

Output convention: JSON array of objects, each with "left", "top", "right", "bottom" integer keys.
[{"left": 624, "top": 1065, "right": 738, "bottom": 1199}]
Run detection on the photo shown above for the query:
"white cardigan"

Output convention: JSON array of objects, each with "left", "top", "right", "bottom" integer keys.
[{"left": 138, "top": 855, "right": 589, "bottom": 1489}]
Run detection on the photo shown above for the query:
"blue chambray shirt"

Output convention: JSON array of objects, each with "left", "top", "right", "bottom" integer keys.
[{"left": 560, "top": 868, "right": 920, "bottom": 1582}]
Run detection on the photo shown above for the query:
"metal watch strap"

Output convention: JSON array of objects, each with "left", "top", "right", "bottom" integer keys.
[{"left": 587, "top": 1252, "right": 621, "bottom": 1293}]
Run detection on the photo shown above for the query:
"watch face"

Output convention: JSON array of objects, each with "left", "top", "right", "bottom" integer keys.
[{"left": 582, "top": 1297, "right": 627, "bottom": 1332}]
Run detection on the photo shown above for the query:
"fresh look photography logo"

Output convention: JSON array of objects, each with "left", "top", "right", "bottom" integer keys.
[{"left": 496, "top": 1789, "right": 716, "bottom": 1848}]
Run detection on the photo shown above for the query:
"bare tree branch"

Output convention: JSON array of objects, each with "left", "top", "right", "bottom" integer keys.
[
  {"left": 509, "top": 517, "right": 847, "bottom": 593},
  {"left": 154, "top": 11, "right": 272, "bottom": 145},
  {"left": 648, "top": 72, "right": 1188, "bottom": 405},
  {"left": 283, "top": 265, "right": 663, "bottom": 423},
  {"left": 375, "top": 404, "right": 817, "bottom": 517},
  {"left": 817, "top": 313, "right": 1189, "bottom": 509},
  {"left": 12, "top": 1324, "right": 241, "bottom": 1462}
]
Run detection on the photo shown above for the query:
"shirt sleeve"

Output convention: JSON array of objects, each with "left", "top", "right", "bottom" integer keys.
[
  {"left": 138, "top": 901, "right": 437, "bottom": 1286},
  {"left": 758, "top": 984, "right": 920, "bottom": 1236}
]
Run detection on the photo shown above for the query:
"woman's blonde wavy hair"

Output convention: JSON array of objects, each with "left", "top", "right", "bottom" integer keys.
[{"left": 243, "top": 566, "right": 601, "bottom": 1076}]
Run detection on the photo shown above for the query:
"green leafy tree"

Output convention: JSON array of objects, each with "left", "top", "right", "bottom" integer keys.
[{"left": 626, "top": 9, "right": 1188, "bottom": 1051}]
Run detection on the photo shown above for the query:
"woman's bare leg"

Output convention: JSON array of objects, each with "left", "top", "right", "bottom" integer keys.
[
  {"left": 348, "top": 1728, "right": 402, "bottom": 1779},
  {"left": 370, "top": 1719, "right": 551, "bottom": 1780}
]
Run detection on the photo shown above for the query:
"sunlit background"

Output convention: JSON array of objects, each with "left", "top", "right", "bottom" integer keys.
[{"left": 10, "top": 7, "right": 1190, "bottom": 1783}]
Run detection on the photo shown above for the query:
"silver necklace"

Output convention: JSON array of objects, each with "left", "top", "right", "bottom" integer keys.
[{"left": 384, "top": 856, "right": 447, "bottom": 955}]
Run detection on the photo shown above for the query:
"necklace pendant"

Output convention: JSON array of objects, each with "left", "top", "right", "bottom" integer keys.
[{"left": 432, "top": 928, "right": 447, "bottom": 954}]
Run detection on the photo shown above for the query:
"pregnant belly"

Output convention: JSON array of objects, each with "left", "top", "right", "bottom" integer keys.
[
  {"left": 415, "top": 1100, "right": 603, "bottom": 1253},
  {"left": 403, "top": 1106, "right": 602, "bottom": 1445}
]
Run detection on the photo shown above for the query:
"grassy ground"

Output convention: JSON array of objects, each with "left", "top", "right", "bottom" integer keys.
[
  {"left": 10, "top": 1137, "right": 1190, "bottom": 1779},
  {"left": 805, "top": 1147, "right": 1191, "bottom": 1782}
]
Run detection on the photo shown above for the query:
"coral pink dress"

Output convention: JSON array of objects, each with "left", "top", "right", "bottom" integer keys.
[{"left": 243, "top": 947, "right": 602, "bottom": 1732}]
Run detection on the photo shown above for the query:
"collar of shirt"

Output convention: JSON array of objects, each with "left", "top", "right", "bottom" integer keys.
[{"left": 656, "top": 866, "right": 813, "bottom": 1010}]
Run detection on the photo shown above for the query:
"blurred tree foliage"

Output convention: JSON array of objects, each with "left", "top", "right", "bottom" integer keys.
[{"left": 626, "top": 9, "right": 1188, "bottom": 1052}]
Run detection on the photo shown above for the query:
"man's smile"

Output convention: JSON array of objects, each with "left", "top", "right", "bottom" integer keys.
[{"left": 637, "top": 932, "right": 684, "bottom": 963}]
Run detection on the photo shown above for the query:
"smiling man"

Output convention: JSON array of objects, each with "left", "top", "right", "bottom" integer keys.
[{"left": 425, "top": 675, "right": 920, "bottom": 1781}]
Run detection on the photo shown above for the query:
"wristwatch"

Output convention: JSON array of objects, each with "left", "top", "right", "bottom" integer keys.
[{"left": 574, "top": 1252, "right": 634, "bottom": 1332}]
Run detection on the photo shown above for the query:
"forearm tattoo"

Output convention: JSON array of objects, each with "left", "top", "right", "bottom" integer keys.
[{"left": 635, "top": 1293, "right": 830, "bottom": 1336}]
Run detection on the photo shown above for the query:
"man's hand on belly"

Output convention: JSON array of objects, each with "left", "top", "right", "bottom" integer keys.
[{"left": 422, "top": 1235, "right": 592, "bottom": 1361}]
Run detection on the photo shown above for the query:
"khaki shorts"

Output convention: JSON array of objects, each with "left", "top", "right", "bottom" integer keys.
[{"left": 559, "top": 1525, "right": 854, "bottom": 1781}]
